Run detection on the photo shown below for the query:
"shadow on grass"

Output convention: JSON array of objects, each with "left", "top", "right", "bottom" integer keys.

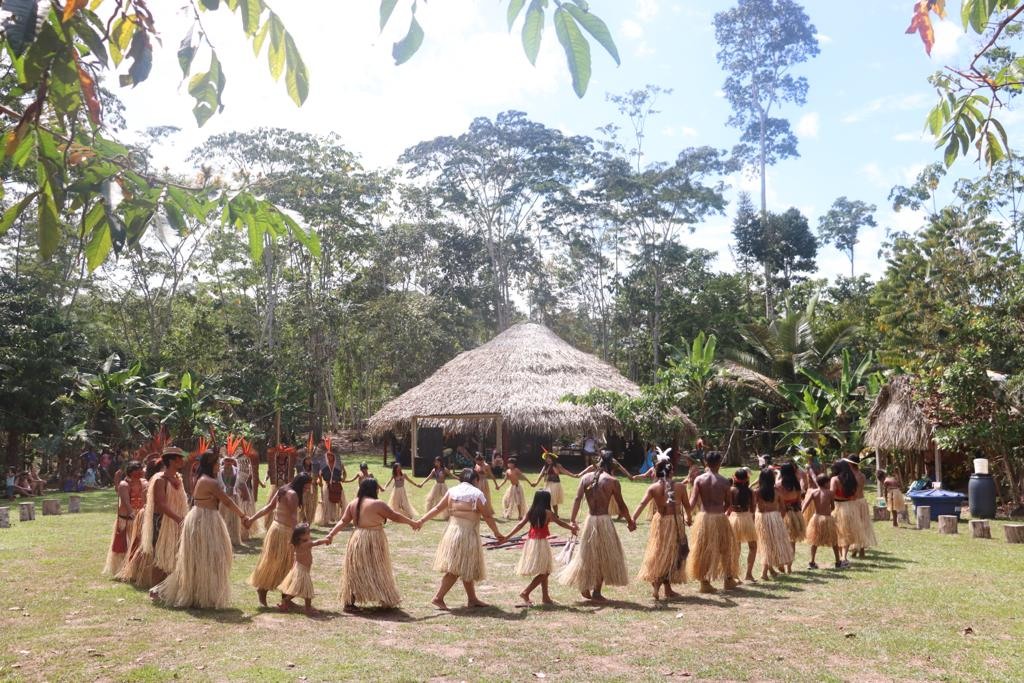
[
  {"left": 445, "top": 604, "right": 530, "bottom": 621},
  {"left": 149, "top": 603, "right": 253, "bottom": 624}
]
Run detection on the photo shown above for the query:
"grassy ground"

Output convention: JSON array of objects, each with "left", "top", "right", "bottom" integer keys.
[{"left": 1, "top": 456, "right": 1022, "bottom": 682}]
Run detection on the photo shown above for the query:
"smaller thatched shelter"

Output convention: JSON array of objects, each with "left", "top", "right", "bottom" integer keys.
[
  {"left": 367, "top": 322, "right": 696, "bottom": 468},
  {"left": 865, "top": 375, "right": 940, "bottom": 483}
]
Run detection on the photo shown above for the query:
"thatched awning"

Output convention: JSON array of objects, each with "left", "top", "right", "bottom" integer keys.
[
  {"left": 367, "top": 322, "right": 691, "bottom": 438},
  {"left": 864, "top": 375, "right": 934, "bottom": 452}
]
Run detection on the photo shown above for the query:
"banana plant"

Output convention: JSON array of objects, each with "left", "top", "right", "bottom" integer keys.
[
  {"left": 663, "top": 331, "right": 722, "bottom": 428},
  {"left": 775, "top": 385, "right": 841, "bottom": 452},
  {"left": 151, "top": 371, "right": 240, "bottom": 448}
]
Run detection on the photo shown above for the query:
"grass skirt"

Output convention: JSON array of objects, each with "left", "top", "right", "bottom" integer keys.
[
  {"left": 301, "top": 485, "right": 319, "bottom": 525},
  {"left": 103, "top": 516, "right": 131, "bottom": 577},
  {"left": 248, "top": 520, "right": 295, "bottom": 590},
  {"left": 756, "top": 511, "right": 795, "bottom": 568},
  {"left": 480, "top": 478, "right": 492, "bottom": 505},
  {"left": 154, "top": 516, "right": 182, "bottom": 574},
  {"left": 557, "top": 514, "right": 628, "bottom": 591},
  {"left": 784, "top": 509, "right": 807, "bottom": 543},
  {"left": 425, "top": 480, "right": 449, "bottom": 520},
  {"left": 637, "top": 511, "right": 687, "bottom": 585},
  {"left": 685, "top": 512, "right": 739, "bottom": 582},
  {"left": 432, "top": 516, "right": 486, "bottom": 582},
  {"left": 152, "top": 506, "right": 233, "bottom": 609},
  {"left": 279, "top": 562, "right": 315, "bottom": 600},
  {"left": 851, "top": 498, "right": 878, "bottom": 550},
  {"left": 220, "top": 503, "right": 241, "bottom": 546},
  {"left": 886, "top": 489, "right": 906, "bottom": 512},
  {"left": 117, "top": 514, "right": 156, "bottom": 588},
  {"left": 503, "top": 482, "right": 526, "bottom": 520},
  {"left": 543, "top": 481, "right": 564, "bottom": 507},
  {"left": 730, "top": 511, "right": 757, "bottom": 544},
  {"left": 340, "top": 527, "right": 401, "bottom": 607},
  {"left": 316, "top": 487, "right": 344, "bottom": 526},
  {"left": 806, "top": 513, "right": 839, "bottom": 547},
  {"left": 389, "top": 486, "right": 417, "bottom": 518},
  {"left": 515, "top": 538, "right": 554, "bottom": 576}
]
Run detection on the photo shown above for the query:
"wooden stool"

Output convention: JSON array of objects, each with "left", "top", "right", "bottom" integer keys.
[
  {"left": 872, "top": 506, "right": 889, "bottom": 521},
  {"left": 916, "top": 506, "right": 931, "bottom": 530},
  {"left": 1005, "top": 524, "right": 1024, "bottom": 544},
  {"left": 938, "top": 515, "right": 958, "bottom": 534},
  {"left": 19, "top": 502, "right": 34, "bottom": 521},
  {"left": 0, "top": 507, "right": 8, "bottom": 528},
  {"left": 969, "top": 519, "right": 991, "bottom": 539},
  {"left": 68, "top": 495, "right": 81, "bottom": 513},
  {"left": 42, "top": 499, "right": 61, "bottom": 515}
]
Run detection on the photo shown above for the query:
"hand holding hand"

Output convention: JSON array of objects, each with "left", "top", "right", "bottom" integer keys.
[
  {"left": 571, "top": 522, "right": 579, "bottom": 534},
  {"left": 323, "top": 535, "right": 333, "bottom": 545},
  {"left": 627, "top": 519, "right": 637, "bottom": 532},
  {"left": 411, "top": 521, "right": 422, "bottom": 531}
]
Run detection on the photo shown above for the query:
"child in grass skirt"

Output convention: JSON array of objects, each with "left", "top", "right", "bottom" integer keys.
[
  {"left": 277, "top": 523, "right": 329, "bottom": 615},
  {"left": 505, "top": 490, "right": 577, "bottom": 606}
]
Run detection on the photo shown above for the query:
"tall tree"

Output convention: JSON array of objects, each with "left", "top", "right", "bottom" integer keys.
[
  {"left": 818, "top": 197, "right": 877, "bottom": 277},
  {"left": 734, "top": 206, "right": 819, "bottom": 293},
  {"left": 714, "top": 0, "right": 820, "bottom": 316}
]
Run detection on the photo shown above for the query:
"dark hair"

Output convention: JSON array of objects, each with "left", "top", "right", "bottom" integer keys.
[
  {"left": 355, "top": 477, "right": 379, "bottom": 524},
  {"left": 287, "top": 472, "right": 312, "bottom": 506},
  {"left": 848, "top": 453, "right": 861, "bottom": 464},
  {"left": 359, "top": 462, "right": 368, "bottom": 471},
  {"left": 758, "top": 468, "right": 776, "bottom": 503},
  {"left": 706, "top": 451, "right": 723, "bottom": 467},
  {"left": 599, "top": 453, "right": 615, "bottom": 473},
  {"left": 125, "top": 461, "right": 144, "bottom": 475},
  {"left": 459, "top": 468, "right": 478, "bottom": 484},
  {"left": 161, "top": 450, "right": 183, "bottom": 467},
  {"left": 779, "top": 462, "right": 800, "bottom": 492},
  {"left": 833, "top": 460, "right": 856, "bottom": 497},
  {"left": 733, "top": 467, "right": 752, "bottom": 509},
  {"left": 474, "top": 454, "right": 484, "bottom": 462},
  {"left": 291, "top": 523, "right": 311, "bottom": 545},
  {"left": 816, "top": 473, "right": 830, "bottom": 488},
  {"left": 391, "top": 462, "right": 402, "bottom": 477},
  {"left": 434, "top": 456, "right": 443, "bottom": 465},
  {"left": 145, "top": 459, "right": 164, "bottom": 479},
  {"left": 655, "top": 459, "right": 672, "bottom": 479},
  {"left": 197, "top": 450, "right": 218, "bottom": 478},
  {"left": 527, "top": 490, "right": 551, "bottom": 529},
  {"left": 507, "top": 457, "right": 518, "bottom": 467}
]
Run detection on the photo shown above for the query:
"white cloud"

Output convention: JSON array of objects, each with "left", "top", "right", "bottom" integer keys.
[
  {"left": 680, "top": 126, "right": 697, "bottom": 138},
  {"left": 893, "top": 130, "right": 930, "bottom": 143},
  {"left": 931, "top": 19, "right": 964, "bottom": 61},
  {"left": 621, "top": 19, "right": 644, "bottom": 40},
  {"left": 714, "top": 89, "right": 726, "bottom": 98},
  {"left": 861, "top": 162, "right": 886, "bottom": 188},
  {"left": 636, "top": 0, "right": 660, "bottom": 22},
  {"left": 634, "top": 41, "right": 656, "bottom": 58},
  {"left": 815, "top": 33, "right": 832, "bottom": 45},
  {"left": 842, "top": 93, "right": 930, "bottom": 124},
  {"left": 796, "top": 112, "right": 820, "bottom": 139}
]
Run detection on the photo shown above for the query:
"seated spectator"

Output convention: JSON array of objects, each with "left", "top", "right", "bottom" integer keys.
[
  {"left": 6, "top": 468, "right": 31, "bottom": 498},
  {"left": 28, "top": 466, "right": 45, "bottom": 495},
  {"left": 82, "top": 466, "right": 98, "bottom": 490}
]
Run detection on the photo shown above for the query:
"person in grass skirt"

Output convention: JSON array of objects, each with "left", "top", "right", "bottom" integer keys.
[
  {"left": 504, "top": 489, "right": 577, "bottom": 606},
  {"left": 632, "top": 458, "right": 692, "bottom": 601}
]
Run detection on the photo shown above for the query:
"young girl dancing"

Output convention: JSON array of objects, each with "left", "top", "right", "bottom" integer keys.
[
  {"left": 383, "top": 462, "right": 421, "bottom": 518},
  {"left": 277, "top": 523, "right": 329, "bottom": 616},
  {"left": 504, "top": 490, "right": 576, "bottom": 606}
]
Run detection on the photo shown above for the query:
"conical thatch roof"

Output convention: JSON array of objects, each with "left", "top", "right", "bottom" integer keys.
[
  {"left": 864, "top": 375, "right": 934, "bottom": 452},
  {"left": 367, "top": 322, "right": 692, "bottom": 438}
]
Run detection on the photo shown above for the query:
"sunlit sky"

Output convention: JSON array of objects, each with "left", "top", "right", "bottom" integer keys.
[{"left": 116, "top": 1, "right": 1000, "bottom": 281}]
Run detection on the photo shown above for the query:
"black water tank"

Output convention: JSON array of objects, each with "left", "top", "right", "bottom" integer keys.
[{"left": 968, "top": 473, "right": 997, "bottom": 519}]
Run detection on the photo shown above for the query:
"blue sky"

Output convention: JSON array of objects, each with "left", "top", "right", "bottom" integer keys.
[{"left": 119, "top": 1, "right": 994, "bottom": 281}]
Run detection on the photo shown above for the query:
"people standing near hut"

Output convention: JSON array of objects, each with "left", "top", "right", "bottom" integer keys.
[
  {"left": 830, "top": 459, "right": 859, "bottom": 567},
  {"left": 847, "top": 454, "right": 878, "bottom": 557},
  {"left": 531, "top": 451, "right": 578, "bottom": 516},
  {"left": 151, "top": 451, "right": 249, "bottom": 609},
  {"left": 277, "top": 523, "right": 330, "bottom": 616},
  {"left": 218, "top": 456, "right": 243, "bottom": 546},
  {"left": 504, "top": 489, "right": 577, "bottom": 606},
  {"left": 728, "top": 468, "right": 758, "bottom": 583},
  {"left": 421, "top": 456, "right": 452, "bottom": 521},
  {"left": 326, "top": 477, "right": 421, "bottom": 612},
  {"left": 881, "top": 469, "right": 905, "bottom": 528},
  {"left": 778, "top": 462, "right": 806, "bottom": 555},
  {"left": 754, "top": 468, "right": 794, "bottom": 577},
  {"left": 103, "top": 461, "right": 146, "bottom": 577},
  {"left": 247, "top": 472, "right": 311, "bottom": 608},
  {"left": 632, "top": 459, "right": 692, "bottom": 601},
  {"left": 419, "top": 468, "right": 506, "bottom": 610},
  {"left": 558, "top": 454, "right": 635, "bottom": 602},
  {"left": 145, "top": 448, "right": 188, "bottom": 585},
  {"left": 383, "top": 462, "right": 421, "bottom": 518},
  {"left": 803, "top": 473, "right": 841, "bottom": 569},
  {"left": 316, "top": 450, "right": 346, "bottom": 527},
  {"left": 473, "top": 454, "right": 501, "bottom": 507},
  {"left": 686, "top": 452, "right": 741, "bottom": 594},
  {"left": 501, "top": 458, "right": 528, "bottom": 521}
]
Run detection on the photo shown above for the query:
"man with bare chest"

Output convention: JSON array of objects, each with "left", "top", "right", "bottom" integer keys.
[
  {"left": 686, "top": 452, "right": 740, "bottom": 593},
  {"left": 557, "top": 454, "right": 635, "bottom": 602}
]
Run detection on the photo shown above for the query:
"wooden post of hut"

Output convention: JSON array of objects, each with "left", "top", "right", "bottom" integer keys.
[{"left": 410, "top": 416, "right": 419, "bottom": 474}]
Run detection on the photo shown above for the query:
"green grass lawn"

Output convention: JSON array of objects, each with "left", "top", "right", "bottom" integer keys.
[{"left": 1, "top": 455, "right": 1022, "bottom": 682}]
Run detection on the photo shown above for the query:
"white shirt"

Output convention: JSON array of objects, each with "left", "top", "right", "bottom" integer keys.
[
  {"left": 448, "top": 482, "right": 487, "bottom": 507},
  {"left": 583, "top": 438, "right": 597, "bottom": 454}
]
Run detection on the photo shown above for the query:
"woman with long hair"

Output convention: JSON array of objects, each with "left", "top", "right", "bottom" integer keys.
[
  {"left": 383, "top": 462, "right": 421, "bottom": 518},
  {"left": 326, "top": 477, "right": 419, "bottom": 611},
  {"left": 632, "top": 459, "right": 692, "bottom": 600},
  {"left": 754, "top": 468, "right": 794, "bottom": 578},
  {"left": 504, "top": 489, "right": 576, "bottom": 606},
  {"left": 421, "top": 456, "right": 452, "bottom": 521},
  {"left": 151, "top": 450, "right": 248, "bottom": 609},
  {"left": 831, "top": 460, "right": 860, "bottom": 566},
  {"left": 778, "top": 462, "right": 806, "bottom": 553},
  {"left": 728, "top": 468, "right": 758, "bottom": 582},
  {"left": 247, "top": 472, "right": 311, "bottom": 608}
]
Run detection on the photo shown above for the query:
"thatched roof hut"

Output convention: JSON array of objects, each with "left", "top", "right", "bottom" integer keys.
[
  {"left": 864, "top": 376, "right": 934, "bottom": 452},
  {"left": 368, "top": 322, "right": 695, "bottom": 442}
]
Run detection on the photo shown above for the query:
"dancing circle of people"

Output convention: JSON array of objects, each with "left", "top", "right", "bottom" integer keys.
[{"left": 103, "top": 440, "right": 880, "bottom": 614}]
